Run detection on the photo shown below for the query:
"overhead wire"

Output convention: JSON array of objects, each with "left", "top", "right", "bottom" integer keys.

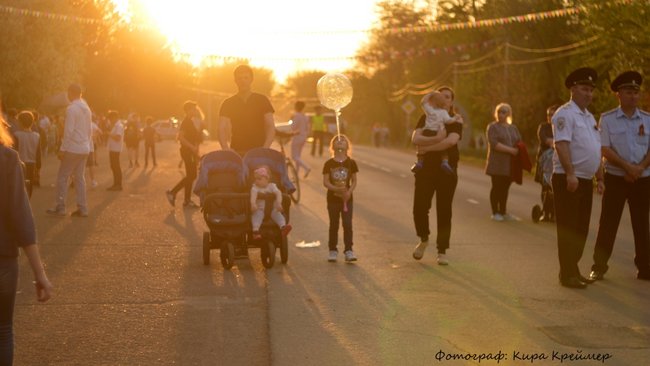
[
  {"left": 390, "top": 36, "right": 601, "bottom": 100},
  {"left": 506, "top": 36, "right": 600, "bottom": 53}
]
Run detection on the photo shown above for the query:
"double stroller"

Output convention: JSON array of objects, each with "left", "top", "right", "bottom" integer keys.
[
  {"left": 531, "top": 148, "right": 555, "bottom": 223},
  {"left": 194, "top": 148, "right": 294, "bottom": 269}
]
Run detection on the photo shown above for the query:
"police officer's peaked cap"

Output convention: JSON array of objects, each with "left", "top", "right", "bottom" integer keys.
[
  {"left": 565, "top": 67, "right": 597, "bottom": 89},
  {"left": 610, "top": 71, "right": 642, "bottom": 91}
]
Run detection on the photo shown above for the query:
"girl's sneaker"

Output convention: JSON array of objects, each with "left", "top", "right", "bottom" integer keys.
[
  {"left": 328, "top": 250, "right": 337, "bottom": 262},
  {"left": 502, "top": 213, "right": 516, "bottom": 221},
  {"left": 491, "top": 213, "right": 504, "bottom": 222},
  {"left": 344, "top": 250, "right": 357, "bottom": 262}
]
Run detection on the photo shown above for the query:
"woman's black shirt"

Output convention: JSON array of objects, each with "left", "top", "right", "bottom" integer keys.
[{"left": 415, "top": 114, "right": 463, "bottom": 169}]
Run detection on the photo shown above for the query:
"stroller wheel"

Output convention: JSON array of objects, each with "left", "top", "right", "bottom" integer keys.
[
  {"left": 220, "top": 242, "right": 235, "bottom": 270},
  {"left": 202, "top": 232, "right": 211, "bottom": 265},
  {"left": 280, "top": 235, "right": 288, "bottom": 264},
  {"left": 261, "top": 240, "right": 276, "bottom": 269},
  {"left": 532, "top": 205, "right": 542, "bottom": 223}
]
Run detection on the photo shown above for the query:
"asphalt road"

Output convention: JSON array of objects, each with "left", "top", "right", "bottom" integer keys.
[{"left": 14, "top": 140, "right": 650, "bottom": 365}]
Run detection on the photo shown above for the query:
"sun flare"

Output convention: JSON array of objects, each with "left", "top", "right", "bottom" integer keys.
[{"left": 116, "top": 0, "right": 379, "bottom": 81}]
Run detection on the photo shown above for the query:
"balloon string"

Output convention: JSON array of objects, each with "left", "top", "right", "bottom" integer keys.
[{"left": 335, "top": 109, "right": 341, "bottom": 140}]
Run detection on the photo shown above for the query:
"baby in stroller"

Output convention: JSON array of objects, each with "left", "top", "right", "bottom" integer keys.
[
  {"left": 250, "top": 165, "right": 292, "bottom": 240},
  {"left": 194, "top": 148, "right": 294, "bottom": 268},
  {"left": 243, "top": 147, "right": 294, "bottom": 265}
]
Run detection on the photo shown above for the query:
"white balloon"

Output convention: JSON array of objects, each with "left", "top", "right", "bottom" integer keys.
[{"left": 317, "top": 73, "right": 353, "bottom": 111}]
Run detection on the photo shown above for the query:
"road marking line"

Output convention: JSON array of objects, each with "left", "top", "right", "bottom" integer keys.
[{"left": 467, "top": 199, "right": 479, "bottom": 204}]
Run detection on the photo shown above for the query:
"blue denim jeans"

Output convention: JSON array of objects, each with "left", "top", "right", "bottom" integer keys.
[
  {"left": 0, "top": 257, "right": 18, "bottom": 366},
  {"left": 327, "top": 199, "right": 353, "bottom": 252}
]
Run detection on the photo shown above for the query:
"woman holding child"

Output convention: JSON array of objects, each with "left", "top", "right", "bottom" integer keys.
[{"left": 411, "top": 86, "right": 463, "bottom": 265}]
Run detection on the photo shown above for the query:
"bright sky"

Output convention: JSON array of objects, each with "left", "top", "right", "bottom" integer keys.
[{"left": 113, "top": 0, "right": 434, "bottom": 82}]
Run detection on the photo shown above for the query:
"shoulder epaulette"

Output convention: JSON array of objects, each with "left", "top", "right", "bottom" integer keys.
[{"left": 639, "top": 109, "right": 650, "bottom": 117}]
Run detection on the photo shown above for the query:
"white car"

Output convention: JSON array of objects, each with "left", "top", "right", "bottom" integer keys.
[{"left": 151, "top": 118, "right": 179, "bottom": 141}]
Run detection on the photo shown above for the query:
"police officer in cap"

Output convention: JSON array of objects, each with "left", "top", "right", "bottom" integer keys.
[
  {"left": 552, "top": 67, "right": 605, "bottom": 289},
  {"left": 588, "top": 71, "right": 650, "bottom": 281}
]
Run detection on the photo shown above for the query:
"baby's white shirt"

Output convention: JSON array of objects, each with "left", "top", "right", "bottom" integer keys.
[
  {"left": 423, "top": 105, "right": 453, "bottom": 131},
  {"left": 251, "top": 183, "right": 280, "bottom": 197}
]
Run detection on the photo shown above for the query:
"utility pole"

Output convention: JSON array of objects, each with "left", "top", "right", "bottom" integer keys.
[
  {"left": 503, "top": 42, "right": 510, "bottom": 101},
  {"left": 453, "top": 62, "right": 458, "bottom": 92}
]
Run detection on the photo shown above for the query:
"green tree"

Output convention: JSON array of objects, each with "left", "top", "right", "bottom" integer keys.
[
  {"left": 283, "top": 70, "right": 324, "bottom": 100},
  {"left": 352, "top": 0, "right": 436, "bottom": 144},
  {"left": 569, "top": 0, "right": 650, "bottom": 111},
  {"left": 0, "top": 0, "right": 88, "bottom": 109},
  {"left": 454, "top": 0, "right": 579, "bottom": 143}
]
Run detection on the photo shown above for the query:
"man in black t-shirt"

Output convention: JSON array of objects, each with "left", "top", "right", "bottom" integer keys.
[{"left": 218, "top": 65, "right": 275, "bottom": 156}]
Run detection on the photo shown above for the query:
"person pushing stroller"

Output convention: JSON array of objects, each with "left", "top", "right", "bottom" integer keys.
[{"left": 533, "top": 104, "right": 558, "bottom": 222}]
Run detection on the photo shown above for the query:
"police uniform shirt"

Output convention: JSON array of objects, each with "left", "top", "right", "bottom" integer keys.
[
  {"left": 600, "top": 107, "right": 650, "bottom": 177},
  {"left": 552, "top": 100, "right": 601, "bottom": 179}
]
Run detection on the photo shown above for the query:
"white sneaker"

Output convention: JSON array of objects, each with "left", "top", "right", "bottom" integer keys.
[
  {"left": 502, "top": 213, "right": 516, "bottom": 221},
  {"left": 413, "top": 241, "right": 428, "bottom": 260},
  {"left": 491, "top": 213, "right": 504, "bottom": 222},
  {"left": 328, "top": 250, "right": 337, "bottom": 262},
  {"left": 437, "top": 253, "right": 448, "bottom": 265},
  {"left": 344, "top": 250, "right": 357, "bottom": 262},
  {"left": 91, "top": 180, "right": 98, "bottom": 188}
]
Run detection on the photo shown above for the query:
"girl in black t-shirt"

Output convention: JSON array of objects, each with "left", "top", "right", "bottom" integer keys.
[{"left": 322, "top": 135, "right": 359, "bottom": 263}]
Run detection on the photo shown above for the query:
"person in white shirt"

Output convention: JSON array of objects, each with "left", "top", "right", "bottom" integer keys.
[
  {"left": 106, "top": 110, "right": 124, "bottom": 191},
  {"left": 552, "top": 67, "right": 604, "bottom": 289},
  {"left": 46, "top": 84, "right": 93, "bottom": 217},
  {"left": 589, "top": 71, "right": 650, "bottom": 282},
  {"left": 290, "top": 101, "right": 311, "bottom": 178}
]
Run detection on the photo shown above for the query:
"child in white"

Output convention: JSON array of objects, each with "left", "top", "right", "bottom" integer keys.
[
  {"left": 412, "top": 91, "right": 461, "bottom": 174},
  {"left": 250, "top": 165, "right": 292, "bottom": 240}
]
